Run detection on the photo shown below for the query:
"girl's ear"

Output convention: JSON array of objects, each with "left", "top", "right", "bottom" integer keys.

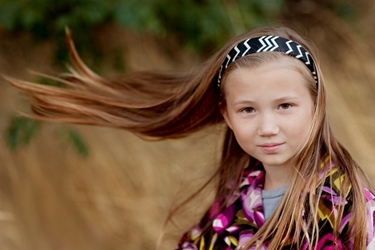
[{"left": 219, "top": 102, "right": 233, "bottom": 129}]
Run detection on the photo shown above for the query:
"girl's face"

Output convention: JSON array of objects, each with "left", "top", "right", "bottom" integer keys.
[{"left": 222, "top": 56, "right": 315, "bottom": 172}]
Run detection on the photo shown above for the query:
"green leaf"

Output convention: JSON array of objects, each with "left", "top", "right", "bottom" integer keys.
[
  {"left": 0, "top": 1, "right": 22, "bottom": 30},
  {"left": 113, "top": 0, "right": 158, "bottom": 31},
  {"left": 335, "top": 3, "right": 357, "bottom": 22},
  {"left": 6, "top": 115, "right": 41, "bottom": 150},
  {"left": 56, "top": 127, "right": 89, "bottom": 157},
  {"left": 67, "top": 129, "right": 89, "bottom": 157},
  {"left": 20, "top": 7, "right": 44, "bottom": 29}
]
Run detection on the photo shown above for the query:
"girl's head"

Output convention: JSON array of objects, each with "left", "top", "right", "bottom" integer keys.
[
  {"left": 221, "top": 55, "right": 316, "bottom": 176},
  {"left": 209, "top": 26, "right": 325, "bottom": 171}
]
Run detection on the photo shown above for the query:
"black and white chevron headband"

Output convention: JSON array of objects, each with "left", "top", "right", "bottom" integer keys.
[{"left": 217, "top": 35, "right": 318, "bottom": 88}]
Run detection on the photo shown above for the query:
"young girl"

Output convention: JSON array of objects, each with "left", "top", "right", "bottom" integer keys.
[{"left": 7, "top": 26, "right": 375, "bottom": 249}]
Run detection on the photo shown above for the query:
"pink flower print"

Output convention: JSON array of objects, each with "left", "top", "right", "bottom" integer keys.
[
  {"left": 364, "top": 188, "right": 375, "bottom": 200},
  {"left": 241, "top": 185, "right": 264, "bottom": 227},
  {"left": 238, "top": 230, "right": 255, "bottom": 248},
  {"left": 180, "top": 242, "right": 198, "bottom": 250},
  {"left": 238, "top": 230, "right": 267, "bottom": 250},
  {"left": 315, "top": 233, "right": 343, "bottom": 249},
  {"left": 365, "top": 191, "right": 375, "bottom": 244},
  {"left": 321, "top": 186, "right": 347, "bottom": 205},
  {"left": 240, "top": 170, "right": 263, "bottom": 188},
  {"left": 208, "top": 200, "right": 221, "bottom": 219},
  {"left": 189, "top": 226, "right": 203, "bottom": 240},
  {"left": 213, "top": 205, "right": 235, "bottom": 233}
]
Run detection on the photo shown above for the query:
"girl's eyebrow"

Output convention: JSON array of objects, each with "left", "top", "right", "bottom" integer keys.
[
  {"left": 274, "top": 96, "right": 299, "bottom": 102},
  {"left": 233, "top": 96, "right": 299, "bottom": 105},
  {"left": 232, "top": 99, "right": 256, "bottom": 105}
]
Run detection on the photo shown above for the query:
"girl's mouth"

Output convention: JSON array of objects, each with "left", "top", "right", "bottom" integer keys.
[{"left": 259, "top": 143, "right": 284, "bottom": 153}]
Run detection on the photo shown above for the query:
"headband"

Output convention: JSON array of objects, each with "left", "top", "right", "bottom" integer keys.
[{"left": 217, "top": 35, "right": 318, "bottom": 88}]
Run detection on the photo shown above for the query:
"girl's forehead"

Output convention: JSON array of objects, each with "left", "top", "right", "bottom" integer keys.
[
  {"left": 222, "top": 57, "right": 315, "bottom": 102},
  {"left": 224, "top": 56, "right": 308, "bottom": 86}
]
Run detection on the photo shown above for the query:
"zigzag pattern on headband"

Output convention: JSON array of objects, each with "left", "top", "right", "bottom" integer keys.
[{"left": 217, "top": 35, "right": 318, "bottom": 88}]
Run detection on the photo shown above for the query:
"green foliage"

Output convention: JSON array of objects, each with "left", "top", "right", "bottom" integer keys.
[
  {"left": 6, "top": 115, "right": 88, "bottom": 157},
  {"left": 6, "top": 115, "right": 41, "bottom": 150},
  {"left": 0, "top": 0, "right": 112, "bottom": 36},
  {"left": 0, "top": 0, "right": 359, "bottom": 56},
  {"left": 334, "top": 2, "right": 357, "bottom": 22},
  {"left": 66, "top": 129, "right": 88, "bottom": 157},
  {"left": 0, "top": 0, "right": 286, "bottom": 56},
  {"left": 110, "top": 0, "right": 286, "bottom": 53},
  {"left": 113, "top": 0, "right": 162, "bottom": 33},
  {"left": 0, "top": 0, "right": 113, "bottom": 68},
  {"left": 56, "top": 127, "right": 89, "bottom": 157}
]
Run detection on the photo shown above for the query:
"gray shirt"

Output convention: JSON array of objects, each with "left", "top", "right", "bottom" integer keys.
[{"left": 262, "top": 186, "right": 287, "bottom": 221}]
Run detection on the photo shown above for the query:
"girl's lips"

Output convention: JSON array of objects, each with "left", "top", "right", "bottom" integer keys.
[{"left": 259, "top": 143, "right": 284, "bottom": 153}]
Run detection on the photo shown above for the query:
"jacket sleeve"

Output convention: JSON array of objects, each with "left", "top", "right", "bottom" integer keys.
[{"left": 365, "top": 188, "right": 375, "bottom": 248}]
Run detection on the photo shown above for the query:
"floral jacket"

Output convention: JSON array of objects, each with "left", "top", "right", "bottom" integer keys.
[{"left": 176, "top": 157, "right": 375, "bottom": 249}]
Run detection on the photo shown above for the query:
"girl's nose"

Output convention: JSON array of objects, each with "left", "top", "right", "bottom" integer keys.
[{"left": 257, "top": 113, "right": 279, "bottom": 136}]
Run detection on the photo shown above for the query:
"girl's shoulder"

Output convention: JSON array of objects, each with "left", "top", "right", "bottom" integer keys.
[
  {"left": 318, "top": 165, "right": 375, "bottom": 208},
  {"left": 317, "top": 165, "right": 375, "bottom": 247},
  {"left": 364, "top": 188, "right": 375, "bottom": 202}
]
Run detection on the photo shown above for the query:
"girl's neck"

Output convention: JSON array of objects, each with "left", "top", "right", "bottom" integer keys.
[{"left": 263, "top": 164, "right": 293, "bottom": 191}]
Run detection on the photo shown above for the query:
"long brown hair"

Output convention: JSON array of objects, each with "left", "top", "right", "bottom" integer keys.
[{"left": 6, "top": 26, "right": 372, "bottom": 249}]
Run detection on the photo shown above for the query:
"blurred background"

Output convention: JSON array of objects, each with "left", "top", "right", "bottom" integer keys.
[{"left": 1, "top": 0, "right": 375, "bottom": 249}]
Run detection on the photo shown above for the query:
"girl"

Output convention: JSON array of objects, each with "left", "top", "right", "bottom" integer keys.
[{"left": 6, "top": 26, "right": 375, "bottom": 249}]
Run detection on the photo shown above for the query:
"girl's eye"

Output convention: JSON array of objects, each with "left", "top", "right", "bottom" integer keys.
[
  {"left": 241, "top": 107, "right": 255, "bottom": 113},
  {"left": 279, "top": 103, "right": 292, "bottom": 110}
]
